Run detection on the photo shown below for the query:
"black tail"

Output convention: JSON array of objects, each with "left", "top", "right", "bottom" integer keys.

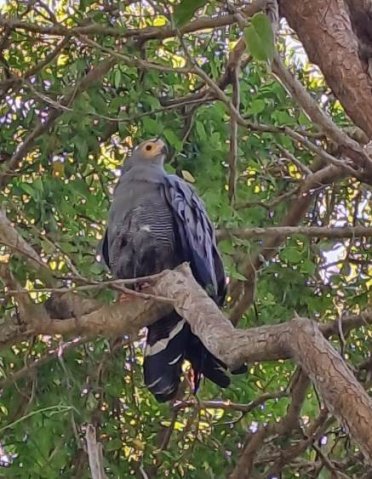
[
  {"left": 143, "top": 312, "right": 188, "bottom": 402},
  {"left": 144, "top": 314, "right": 246, "bottom": 402}
]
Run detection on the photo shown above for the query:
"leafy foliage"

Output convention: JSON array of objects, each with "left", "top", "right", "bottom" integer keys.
[
  {"left": 0, "top": 1, "right": 371, "bottom": 478},
  {"left": 244, "top": 13, "right": 275, "bottom": 62}
]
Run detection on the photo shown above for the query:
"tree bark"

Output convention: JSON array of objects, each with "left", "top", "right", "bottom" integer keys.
[{"left": 280, "top": 0, "right": 372, "bottom": 138}]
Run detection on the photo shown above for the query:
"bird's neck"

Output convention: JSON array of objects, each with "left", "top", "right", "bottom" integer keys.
[{"left": 122, "top": 157, "right": 164, "bottom": 174}]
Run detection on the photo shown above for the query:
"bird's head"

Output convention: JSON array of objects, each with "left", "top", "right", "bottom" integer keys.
[{"left": 131, "top": 138, "right": 169, "bottom": 166}]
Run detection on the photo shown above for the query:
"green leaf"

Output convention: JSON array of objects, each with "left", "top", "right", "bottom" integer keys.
[
  {"left": 142, "top": 117, "right": 161, "bottom": 135},
  {"left": 280, "top": 247, "right": 303, "bottom": 264},
  {"left": 118, "top": 121, "right": 128, "bottom": 137},
  {"left": 244, "top": 13, "right": 274, "bottom": 62},
  {"left": 230, "top": 269, "right": 248, "bottom": 281},
  {"left": 174, "top": 0, "right": 208, "bottom": 27},
  {"left": 300, "top": 259, "right": 316, "bottom": 275},
  {"left": 106, "top": 438, "right": 123, "bottom": 452},
  {"left": 114, "top": 69, "right": 122, "bottom": 89},
  {"left": 71, "top": 179, "right": 90, "bottom": 199},
  {"left": 195, "top": 121, "right": 207, "bottom": 141},
  {"left": 20, "top": 183, "right": 37, "bottom": 198},
  {"left": 76, "top": 139, "right": 88, "bottom": 160},
  {"left": 164, "top": 128, "right": 182, "bottom": 150},
  {"left": 250, "top": 98, "right": 266, "bottom": 115}
]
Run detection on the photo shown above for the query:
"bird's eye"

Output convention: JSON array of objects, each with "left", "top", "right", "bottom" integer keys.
[{"left": 145, "top": 144, "right": 152, "bottom": 151}]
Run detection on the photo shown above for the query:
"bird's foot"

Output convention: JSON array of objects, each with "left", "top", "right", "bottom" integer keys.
[
  {"left": 119, "top": 281, "right": 152, "bottom": 303},
  {"left": 133, "top": 281, "right": 152, "bottom": 293},
  {"left": 119, "top": 292, "right": 133, "bottom": 303}
]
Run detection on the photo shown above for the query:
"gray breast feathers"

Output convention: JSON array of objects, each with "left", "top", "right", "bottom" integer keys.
[{"left": 105, "top": 181, "right": 178, "bottom": 279}]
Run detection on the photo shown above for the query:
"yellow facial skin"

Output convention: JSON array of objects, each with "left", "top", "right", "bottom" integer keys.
[{"left": 134, "top": 138, "right": 168, "bottom": 161}]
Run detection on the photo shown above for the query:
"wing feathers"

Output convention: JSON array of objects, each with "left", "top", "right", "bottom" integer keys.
[{"left": 163, "top": 175, "right": 226, "bottom": 304}]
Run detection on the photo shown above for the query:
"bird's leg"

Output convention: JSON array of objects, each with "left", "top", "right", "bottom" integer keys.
[
  {"left": 118, "top": 290, "right": 134, "bottom": 303},
  {"left": 118, "top": 283, "right": 137, "bottom": 303},
  {"left": 186, "top": 368, "right": 197, "bottom": 392}
]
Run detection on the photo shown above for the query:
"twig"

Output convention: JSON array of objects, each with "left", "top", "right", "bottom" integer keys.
[
  {"left": 276, "top": 143, "right": 312, "bottom": 176},
  {"left": 173, "top": 390, "right": 288, "bottom": 413},
  {"left": 79, "top": 35, "right": 192, "bottom": 75},
  {"left": 235, "top": 187, "right": 299, "bottom": 210},
  {"left": 227, "top": 55, "right": 241, "bottom": 204}
]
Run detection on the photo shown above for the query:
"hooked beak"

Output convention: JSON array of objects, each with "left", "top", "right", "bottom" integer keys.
[{"left": 154, "top": 138, "right": 169, "bottom": 156}]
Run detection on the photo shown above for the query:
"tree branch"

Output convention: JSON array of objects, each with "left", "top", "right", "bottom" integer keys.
[
  {"left": 0, "top": 1, "right": 266, "bottom": 40},
  {"left": 279, "top": 0, "right": 372, "bottom": 138},
  {"left": 217, "top": 225, "right": 372, "bottom": 241},
  {"left": 0, "top": 209, "right": 49, "bottom": 274},
  {"left": 230, "top": 370, "right": 312, "bottom": 478},
  {"left": 229, "top": 164, "right": 344, "bottom": 323},
  {"left": 2, "top": 263, "right": 372, "bottom": 461},
  {"left": 227, "top": 56, "right": 241, "bottom": 205},
  {"left": 85, "top": 424, "right": 107, "bottom": 479},
  {"left": 272, "top": 52, "right": 372, "bottom": 175},
  {"left": 167, "top": 265, "right": 372, "bottom": 460}
]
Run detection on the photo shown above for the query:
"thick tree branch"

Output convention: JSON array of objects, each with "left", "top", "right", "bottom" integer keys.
[
  {"left": 3, "top": 295, "right": 171, "bottom": 344},
  {"left": 279, "top": 0, "right": 372, "bottom": 138},
  {"left": 162, "top": 266, "right": 372, "bottom": 462},
  {"left": 2, "top": 264, "right": 372, "bottom": 461},
  {"left": 272, "top": 53, "right": 372, "bottom": 175},
  {"left": 0, "top": 209, "right": 46, "bottom": 270}
]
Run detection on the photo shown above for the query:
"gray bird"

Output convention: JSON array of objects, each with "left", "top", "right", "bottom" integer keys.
[{"left": 101, "top": 138, "right": 242, "bottom": 402}]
